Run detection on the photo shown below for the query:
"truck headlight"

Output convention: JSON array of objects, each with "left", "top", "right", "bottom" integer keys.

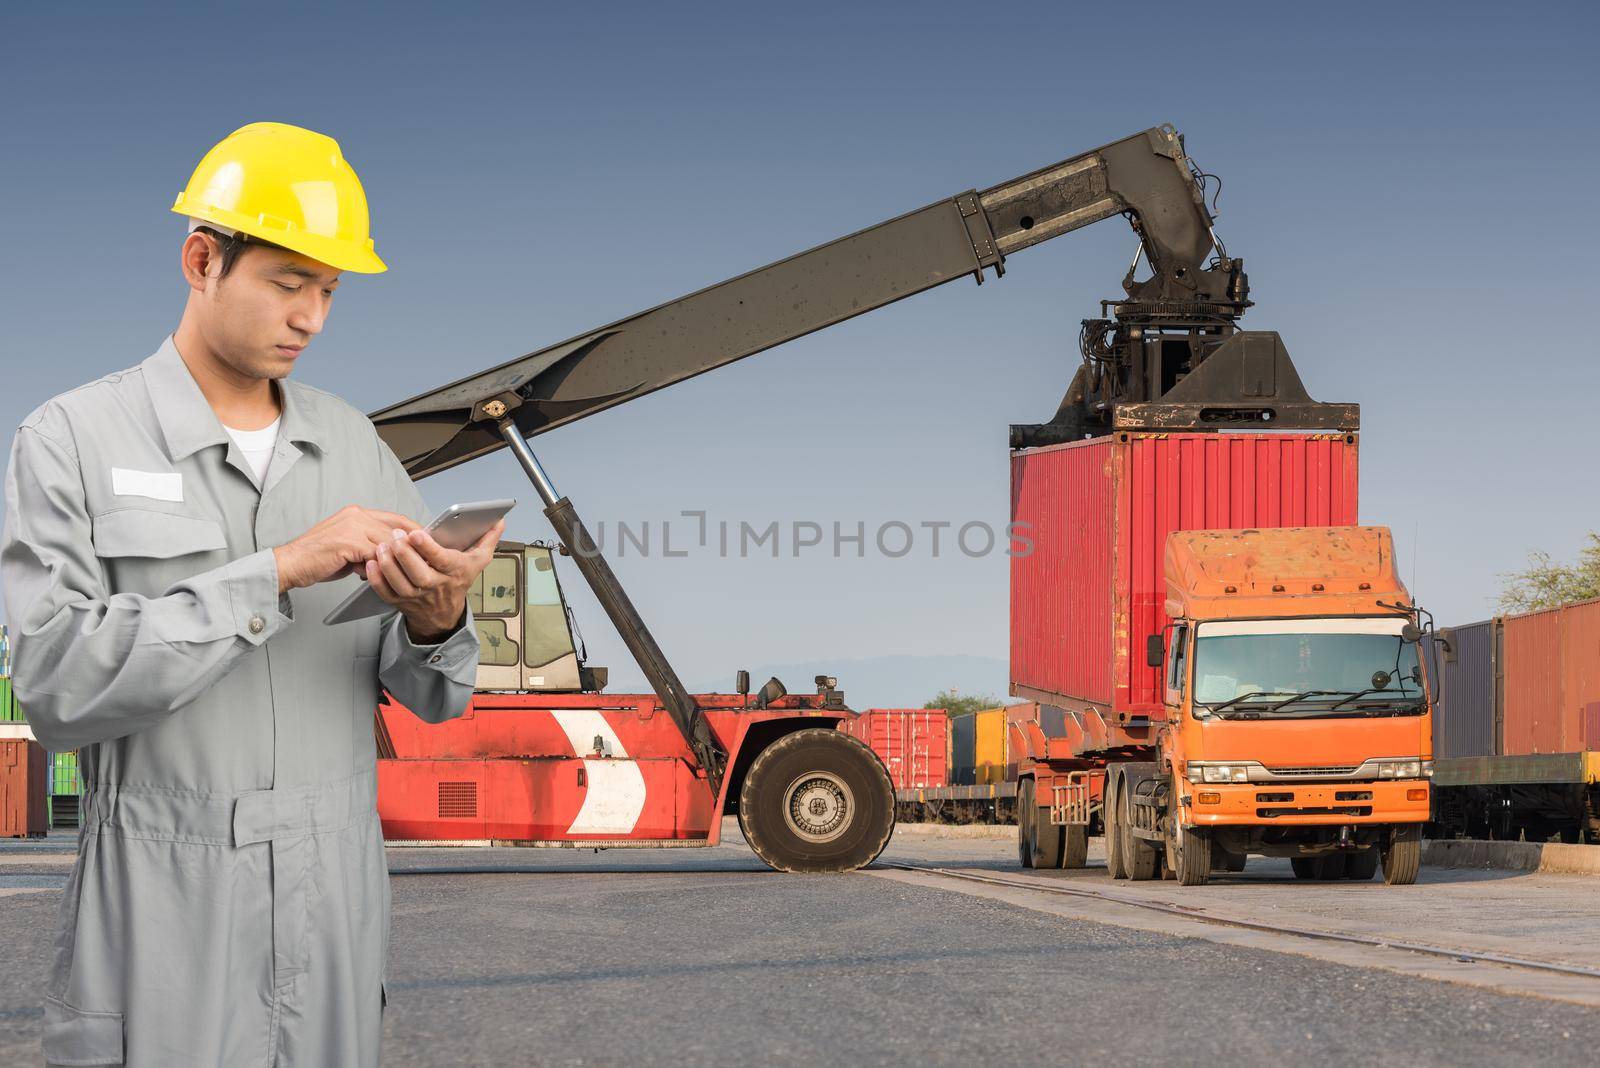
[
  {"left": 1200, "top": 764, "right": 1249, "bottom": 784},
  {"left": 1372, "top": 759, "right": 1423, "bottom": 779}
]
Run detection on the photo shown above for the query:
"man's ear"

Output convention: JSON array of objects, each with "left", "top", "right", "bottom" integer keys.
[{"left": 180, "top": 231, "right": 223, "bottom": 293}]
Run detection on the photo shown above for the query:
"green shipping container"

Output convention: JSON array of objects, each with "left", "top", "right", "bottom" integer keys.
[
  {"left": 51, "top": 751, "right": 81, "bottom": 828},
  {"left": 0, "top": 675, "right": 24, "bottom": 722}
]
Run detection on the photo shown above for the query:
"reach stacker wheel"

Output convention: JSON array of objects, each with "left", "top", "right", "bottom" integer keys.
[
  {"left": 1381, "top": 824, "right": 1422, "bottom": 886},
  {"left": 738, "top": 729, "right": 895, "bottom": 873}
]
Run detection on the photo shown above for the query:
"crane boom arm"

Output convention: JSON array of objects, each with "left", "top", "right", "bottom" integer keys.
[
  {"left": 372, "top": 125, "right": 1243, "bottom": 479},
  {"left": 366, "top": 124, "right": 1351, "bottom": 796}
]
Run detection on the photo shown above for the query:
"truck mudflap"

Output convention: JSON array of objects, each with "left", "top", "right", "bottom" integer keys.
[{"left": 1185, "top": 779, "right": 1431, "bottom": 826}]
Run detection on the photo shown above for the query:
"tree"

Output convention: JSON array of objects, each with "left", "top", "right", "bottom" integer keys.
[
  {"left": 923, "top": 689, "right": 1000, "bottom": 718},
  {"left": 1498, "top": 532, "right": 1600, "bottom": 614}
]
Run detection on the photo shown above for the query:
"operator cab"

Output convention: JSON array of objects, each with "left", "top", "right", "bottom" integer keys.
[{"left": 466, "top": 540, "right": 608, "bottom": 693}]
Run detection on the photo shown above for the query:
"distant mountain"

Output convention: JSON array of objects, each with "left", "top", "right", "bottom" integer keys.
[{"left": 678, "top": 653, "right": 1014, "bottom": 711}]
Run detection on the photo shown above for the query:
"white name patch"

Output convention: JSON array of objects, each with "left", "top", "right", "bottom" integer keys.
[{"left": 111, "top": 467, "right": 183, "bottom": 503}]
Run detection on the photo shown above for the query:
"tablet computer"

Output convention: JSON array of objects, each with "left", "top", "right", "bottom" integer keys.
[{"left": 322, "top": 498, "right": 517, "bottom": 625}]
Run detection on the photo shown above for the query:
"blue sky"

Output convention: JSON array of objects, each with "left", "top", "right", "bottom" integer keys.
[{"left": 3, "top": 2, "right": 1597, "bottom": 698}]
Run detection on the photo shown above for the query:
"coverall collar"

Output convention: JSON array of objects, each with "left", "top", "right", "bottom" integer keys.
[{"left": 143, "top": 336, "right": 331, "bottom": 462}]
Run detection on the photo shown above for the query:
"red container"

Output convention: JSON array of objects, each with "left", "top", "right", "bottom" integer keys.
[
  {"left": 1560, "top": 599, "right": 1600, "bottom": 752},
  {"left": 838, "top": 709, "right": 949, "bottom": 790},
  {"left": 1010, "top": 432, "right": 1360, "bottom": 717},
  {"left": 1501, "top": 597, "right": 1600, "bottom": 755},
  {"left": 0, "top": 738, "right": 49, "bottom": 838}
]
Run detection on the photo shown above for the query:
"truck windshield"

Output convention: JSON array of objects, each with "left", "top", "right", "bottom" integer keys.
[{"left": 1191, "top": 618, "right": 1424, "bottom": 718}]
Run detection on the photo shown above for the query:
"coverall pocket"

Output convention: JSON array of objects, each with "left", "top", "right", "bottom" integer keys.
[
  {"left": 42, "top": 995, "right": 124, "bottom": 1066},
  {"left": 90, "top": 508, "right": 227, "bottom": 560}
]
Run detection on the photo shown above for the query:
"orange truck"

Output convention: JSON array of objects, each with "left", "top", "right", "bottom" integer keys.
[{"left": 1009, "top": 434, "right": 1434, "bottom": 886}]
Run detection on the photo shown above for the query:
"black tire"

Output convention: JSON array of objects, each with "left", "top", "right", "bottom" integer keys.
[
  {"left": 1104, "top": 782, "right": 1128, "bottom": 879},
  {"left": 1017, "top": 780, "right": 1068, "bottom": 869},
  {"left": 1382, "top": 824, "right": 1422, "bottom": 886},
  {"left": 1119, "top": 782, "right": 1159, "bottom": 881},
  {"left": 1174, "top": 823, "right": 1212, "bottom": 886},
  {"left": 738, "top": 728, "right": 895, "bottom": 873},
  {"left": 1291, "top": 857, "right": 1318, "bottom": 880},
  {"left": 1033, "top": 822, "right": 1065, "bottom": 868},
  {"left": 1017, "top": 777, "right": 1036, "bottom": 868},
  {"left": 1344, "top": 849, "right": 1379, "bottom": 881},
  {"left": 1312, "top": 853, "right": 1347, "bottom": 880},
  {"left": 1214, "top": 849, "right": 1247, "bottom": 873},
  {"left": 1062, "top": 824, "right": 1089, "bottom": 869}
]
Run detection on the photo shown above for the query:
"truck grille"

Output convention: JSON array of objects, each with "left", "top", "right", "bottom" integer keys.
[{"left": 1264, "top": 765, "right": 1359, "bottom": 777}]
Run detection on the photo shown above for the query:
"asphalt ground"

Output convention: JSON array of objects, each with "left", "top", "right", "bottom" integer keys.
[{"left": 1, "top": 827, "right": 1597, "bottom": 1065}]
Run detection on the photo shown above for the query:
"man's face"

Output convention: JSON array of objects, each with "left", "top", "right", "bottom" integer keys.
[{"left": 196, "top": 238, "right": 342, "bottom": 381}]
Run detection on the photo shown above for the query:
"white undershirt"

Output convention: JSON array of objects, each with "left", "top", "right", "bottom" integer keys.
[{"left": 224, "top": 417, "right": 280, "bottom": 486}]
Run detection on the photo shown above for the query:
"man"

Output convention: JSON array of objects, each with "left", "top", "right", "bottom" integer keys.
[{"left": 2, "top": 122, "right": 499, "bottom": 1066}]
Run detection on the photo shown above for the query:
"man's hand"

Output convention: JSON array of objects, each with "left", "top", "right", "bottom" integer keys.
[
  {"left": 273, "top": 507, "right": 424, "bottom": 594},
  {"left": 366, "top": 519, "right": 505, "bottom": 643}
]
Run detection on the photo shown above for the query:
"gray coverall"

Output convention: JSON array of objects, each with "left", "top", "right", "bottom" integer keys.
[{"left": 1, "top": 338, "right": 480, "bottom": 1066}]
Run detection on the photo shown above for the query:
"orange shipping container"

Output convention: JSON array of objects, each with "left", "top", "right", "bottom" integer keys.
[
  {"left": 0, "top": 737, "right": 49, "bottom": 838},
  {"left": 1500, "top": 598, "right": 1600, "bottom": 755},
  {"left": 1560, "top": 599, "right": 1600, "bottom": 752}
]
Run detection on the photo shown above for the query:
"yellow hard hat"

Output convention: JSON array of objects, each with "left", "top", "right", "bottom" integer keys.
[{"left": 172, "top": 122, "right": 387, "bottom": 274}]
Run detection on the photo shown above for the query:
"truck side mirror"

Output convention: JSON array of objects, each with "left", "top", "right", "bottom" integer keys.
[{"left": 1146, "top": 633, "right": 1165, "bottom": 668}]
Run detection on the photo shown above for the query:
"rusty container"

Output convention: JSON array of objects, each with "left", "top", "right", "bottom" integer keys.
[
  {"left": 837, "top": 709, "right": 949, "bottom": 791},
  {"left": 1010, "top": 431, "right": 1360, "bottom": 719},
  {"left": 1425, "top": 619, "right": 1498, "bottom": 758},
  {"left": 1502, "top": 604, "right": 1573, "bottom": 755},
  {"left": 0, "top": 736, "right": 49, "bottom": 838},
  {"left": 1558, "top": 599, "right": 1600, "bottom": 752}
]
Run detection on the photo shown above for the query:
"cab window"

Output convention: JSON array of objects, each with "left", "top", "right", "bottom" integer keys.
[
  {"left": 474, "top": 618, "right": 520, "bottom": 666},
  {"left": 1165, "top": 624, "right": 1188, "bottom": 703},
  {"left": 524, "top": 547, "right": 577, "bottom": 669},
  {"left": 469, "top": 556, "right": 520, "bottom": 617}
]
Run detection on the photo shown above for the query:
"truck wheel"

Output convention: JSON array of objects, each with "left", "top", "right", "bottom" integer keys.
[
  {"left": 1174, "top": 823, "right": 1212, "bottom": 886},
  {"left": 1291, "top": 857, "right": 1318, "bottom": 879},
  {"left": 1213, "top": 849, "right": 1247, "bottom": 873},
  {"left": 1017, "top": 777, "right": 1036, "bottom": 867},
  {"left": 1381, "top": 824, "right": 1422, "bottom": 886},
  {"left": 1063, "top": 825, "right": 1089, "bottom": 869},
  {"left": 1344, "top": 849, "right": 1379, "bottom": 881},
  {"left": 1119, "top": 782, "right": 1159, "bottom": 881},
  {"left": 1032, "top": 809, "right": 1065, "bottom": 869},
  {"left": 738, "top": 728, "right": 895, "bottom": 873},
  {"left": 1313, "top": 853, "right": 1347, "bottom": 880},
  {"left": 1024, "top": 780, "right": 1062, "bottom": 869},
  {"left": 1105, "top": 784, "right": 1128, "bottom": 879}
]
